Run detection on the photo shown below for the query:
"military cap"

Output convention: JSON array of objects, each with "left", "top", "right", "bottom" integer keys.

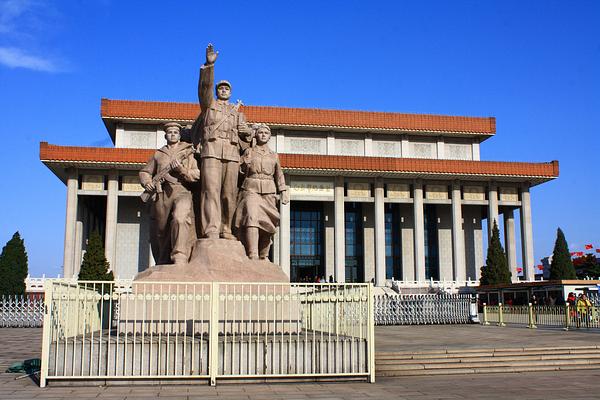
[
  {"left": 163, "top": 122, "right": 182, "bottom": 131},
  {"left": 216, "top": 80, "right": 232, "bottom": 90}
]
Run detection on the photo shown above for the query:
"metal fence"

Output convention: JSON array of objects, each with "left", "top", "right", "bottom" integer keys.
[
  {"left": 481, "top": 303, "right": 600, "bottom": 330},
  {"left": 1, "top": 295, "right": 44, "bottom": 327},
  {"left": 40, "top": 280, "right": 375, "bottom": 387},
  {"left": 374, "top": 293, "right": 476, "bottom": 325}
]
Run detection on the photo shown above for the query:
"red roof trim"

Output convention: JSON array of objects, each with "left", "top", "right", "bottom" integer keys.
[
  {"left": 40, "top": 142, "right": 558, "bottom": 178},
  {"left": 101, "top": 99, "right": 496, "bottom": 134}
]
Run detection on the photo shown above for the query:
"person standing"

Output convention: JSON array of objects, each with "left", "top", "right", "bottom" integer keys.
[{"left": 194, "top": 43, "right": 253, "bottom": 240}]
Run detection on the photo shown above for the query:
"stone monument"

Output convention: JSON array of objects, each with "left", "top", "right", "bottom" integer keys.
[
  {"left": 139, "top": 122, "right": 199, "bottom": 265},
  {"left": 135, "top": 44, "right": 289, "bottom": 284}
]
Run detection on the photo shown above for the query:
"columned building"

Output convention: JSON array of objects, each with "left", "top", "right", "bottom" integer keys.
[{"left": 41, "top": 99, "right": 558, "bottom": 285}]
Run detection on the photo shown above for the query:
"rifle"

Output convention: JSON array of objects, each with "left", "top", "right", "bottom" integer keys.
[{"left": 140, "top": 146, "right": 197, "bottom": 203}]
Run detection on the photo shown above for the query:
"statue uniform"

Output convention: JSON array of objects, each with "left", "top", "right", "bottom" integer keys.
[
  {"left": 195, "top": 63, "right": 252, "bottom": 239},
  {"left": 139, "top": 142, "right": 200, "bottom": 264}
]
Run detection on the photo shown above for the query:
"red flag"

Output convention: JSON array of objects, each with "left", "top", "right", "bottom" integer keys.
[
  {"left": 585, "top": 244, "right": 593, "bottom": 250},
  {"left": 576, "top": 251, "right": 584, "bottom": 257},
  {"left": 537, "top": 265, "right": 544, "bottom": 270},
  {"left": 517, "top": 267, "right": 523, "bottom": 272},
  {"left": 570, "top": 252, "right": 577, "bottom": 256},
  {"left": 596, "top": 249, "right": 600, "bottom": 253}
]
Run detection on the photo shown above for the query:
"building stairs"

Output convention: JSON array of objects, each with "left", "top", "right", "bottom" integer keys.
[{"left": 376, "top": 345, "right": 600, "bottom": 376}]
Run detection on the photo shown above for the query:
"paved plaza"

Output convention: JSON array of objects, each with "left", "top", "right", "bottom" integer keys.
[{"left": 1, "top": 327, "right": 600, "bottom": 399}]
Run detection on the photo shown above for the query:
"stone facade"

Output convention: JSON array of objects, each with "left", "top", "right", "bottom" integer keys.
[{"left": 43, "top": 99, "right": 557, "bottom": 284}]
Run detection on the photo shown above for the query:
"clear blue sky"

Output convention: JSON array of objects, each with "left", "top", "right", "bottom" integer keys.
[{"left": 0, "top": 1, "right": 598, "bottom": 277}]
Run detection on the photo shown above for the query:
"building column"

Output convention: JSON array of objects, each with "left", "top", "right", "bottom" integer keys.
[
  {"left": 279, "top": 176, "right": 291, "bottom": 277},
  {"left": 401, "top": 135, "right": 409, "bottom": 157},
  {"left": 451, "top": 182, "right": 466, "bottom": 281},
  {"left": 105, "top": 171, "right": 119, "bottom": 275},
  {"left": 374, "top": 179, "right": 386, "bottom": 286},
  {"left": 327, "top": 131, "right": 335, "bottom": 155},
  {"left": 413, "top": 180, "right": 426, "bottom": 281},
  {"left": 74, "top": 219, "right": 83, "bottom": 277},
  {"left": 272, "top": 228, "right": 280, "bottom": 265},
  {"left": 436, "top": 136, "right": 445, "bottom": 159},
  {"left": 364, "top": 133, "right": 373, "bottom": 156},
  {"left": 487, "top": 183, "right": 499, "bottom": 239},
  {"left": 63, "top": 169, "right": 78, "bottom": 279},
  {"left": 504, "top": 208, "right": 518, "bottom": 279},
  {"left": 276, "top": 129, "right": 286, "bottom": 153},
  {"left": 520, "top": 183, "right": 535, "bottom": 281},
  {"left": 334, "top": 176, "right": 346, "bottom": 283},
  {"left": 471, "top": 139, "right": 480, "bottom": 160}
]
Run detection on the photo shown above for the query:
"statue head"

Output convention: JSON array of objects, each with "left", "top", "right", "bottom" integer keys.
[
  {"left": 254, "top": 124, "right": 271, "bottom": 145},
  {"left": 216, "top": 80, "right": 231, "bottom": 101},
  {"left": 163, "top": 122, "right": 182, "bottom": 145}
]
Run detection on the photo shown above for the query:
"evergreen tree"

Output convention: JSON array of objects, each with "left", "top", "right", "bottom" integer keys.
[
  {"left": 0, "top": 232, "right": 28, "bottom": 296},
  {"left": 549, "top": 228, "right": 577, "bottom": 280},
  {"left": 78, "top": 231, "right": 114, "bottom": 282},
  {"left": 480, "top": 220, "right": 511, "bottom": 285}
]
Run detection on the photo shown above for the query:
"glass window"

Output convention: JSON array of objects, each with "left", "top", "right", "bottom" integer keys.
[
  {"left": 345, "top": 203, "right": 364, "bottom": 283},
  {"left": 424, "top": 205, "right": 439, "bottom": 280},
  {"left": 385, "top": 203, "right": 403, "bottom": 280},
  {"left": 290, "top": 202, "right": 324, "bottom": 282}
]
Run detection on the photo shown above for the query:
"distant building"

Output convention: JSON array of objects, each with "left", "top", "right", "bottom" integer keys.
[{"left": 40, "top": 99, "right": 559, "bottom": 286}]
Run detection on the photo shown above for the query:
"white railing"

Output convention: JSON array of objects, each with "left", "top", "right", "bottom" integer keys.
[
  {"left": 40, "top": 280, "right": 375, "bottom": 387},
  {"left": 374, "top": 293, "right": 477, "bottom": 325},
  {"left": 388, "top": 278, "right": 479, "bottom": 294},
  {"left": 1, "top": 295, "right": 44, "bottom": 327}
]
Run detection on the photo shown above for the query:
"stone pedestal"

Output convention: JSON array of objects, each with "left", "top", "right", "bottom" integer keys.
[
  {"left": 135, "top": 238, "right": 289, "bottom": 284},
  {"left": 121, "top": 238, "right": 296, "bottom": 334}
]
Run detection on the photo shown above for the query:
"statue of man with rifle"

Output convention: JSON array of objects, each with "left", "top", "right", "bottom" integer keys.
[{"left": 139, "top": 122, "right": 200, "bottom": 265}]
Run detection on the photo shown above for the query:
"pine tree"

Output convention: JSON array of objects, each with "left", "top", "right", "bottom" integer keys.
[
  {"left": 549, "top": 228, "right": 576, "bottom": 280},
  {"left": 0, "top": 232, "right": 28, "bottom": 296},
  {"left": 78, "top": 231, "right": 114, "bottom": 282},
  {"left": 480, "top": 220, "right": 511, "bottom": 285}
]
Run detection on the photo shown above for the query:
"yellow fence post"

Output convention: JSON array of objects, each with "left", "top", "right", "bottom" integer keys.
[
  {"left": 209, "top": 282, "right": 220, "bottom": 386},
  {"left": 527, "top": 303, "right": 537, "bottom": 329},
  {"left": 498, "top": 303, "right": 505, "bottom": 327},
  {"left": 482, "top": 303, "right": 490, "bottom": 325},
  {"left": 39, "top": 280, "right": 53, "bottom": 388},
  {"left": 367, "top": 283, "right": 375, "bottom": 383},
  {"left": 564, "top": 302, "right": 570, "bottom": 331}
]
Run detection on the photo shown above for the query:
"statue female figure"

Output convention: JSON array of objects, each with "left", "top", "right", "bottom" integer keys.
[{"left": 234, "top": 124, "right": 289, "bottom": 260}]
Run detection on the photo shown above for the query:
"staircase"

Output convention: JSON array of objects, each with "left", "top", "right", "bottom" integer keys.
[{"left": 376, "top": 346, "right": 600, "bottom": 376}]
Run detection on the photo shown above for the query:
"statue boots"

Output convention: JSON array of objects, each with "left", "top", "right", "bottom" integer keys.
[{"left": 245, "top": 227, "right": 260, "bottom": 260}]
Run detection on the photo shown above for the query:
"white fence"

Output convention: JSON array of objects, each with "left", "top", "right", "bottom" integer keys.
[
  {"left": 374, "top": 294, "right": 477, "bottom": 325},
  {"left": 1, "top": 295, "right": 44, "bottom": 327},
  {"left": 40, "top": 280, "right": 375, "bottom": 387}
]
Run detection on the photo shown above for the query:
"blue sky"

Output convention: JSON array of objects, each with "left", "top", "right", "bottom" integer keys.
[{"left": 0, "top": 1, "right": 598, "bottom": 277}]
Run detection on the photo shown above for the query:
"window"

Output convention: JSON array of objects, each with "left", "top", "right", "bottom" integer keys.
[
  {"left": 424, "top": 205, "right": 439, "bottom": 280},
  {"left": 290, "top": 202, "right": 324, "bottom": 282},
  {"left": 345, "top": 203, "right": 364, "bottom": 283},
  {"left": 385, "top": 204, "right": 402, "bottom": 280}
]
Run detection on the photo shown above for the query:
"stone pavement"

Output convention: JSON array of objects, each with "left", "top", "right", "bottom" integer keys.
[
  {"left": 2, "top": 327, "right": 600, "bottom": 399},
  {"left": 376, "top": 324, "right": 600, "bottom": 352}
]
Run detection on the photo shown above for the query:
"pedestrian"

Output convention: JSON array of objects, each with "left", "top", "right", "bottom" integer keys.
[{"left": 576, "top": 294, "right": 593, "bottom": 328}]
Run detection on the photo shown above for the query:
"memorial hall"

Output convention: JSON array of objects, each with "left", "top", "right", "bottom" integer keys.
[{"left": 40, "top": 99, "right": 558, "bottom": 286}]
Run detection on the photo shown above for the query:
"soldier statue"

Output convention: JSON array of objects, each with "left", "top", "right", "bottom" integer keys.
[
  {"left": 139, "top": 122, "right": 200, "bottom": 265},
  {"left": 193, "top": 43, "right": 253, "bottom": 240},
  {"left": 233, "top": 124, "right": 289, "bottom": 259}
]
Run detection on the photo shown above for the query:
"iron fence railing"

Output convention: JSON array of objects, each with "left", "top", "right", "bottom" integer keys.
[
  {"left": 374, "top": 293, "right": 477, "bottom": 325},
  {"left": 40, "top": 280, "right": 375, "bottom": 387},
  {"left": 481, "top": 303, "right": 600, "bottom": 330},
  {"left": 0, "top": 295, "right": 44, "bottom": 327}
]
